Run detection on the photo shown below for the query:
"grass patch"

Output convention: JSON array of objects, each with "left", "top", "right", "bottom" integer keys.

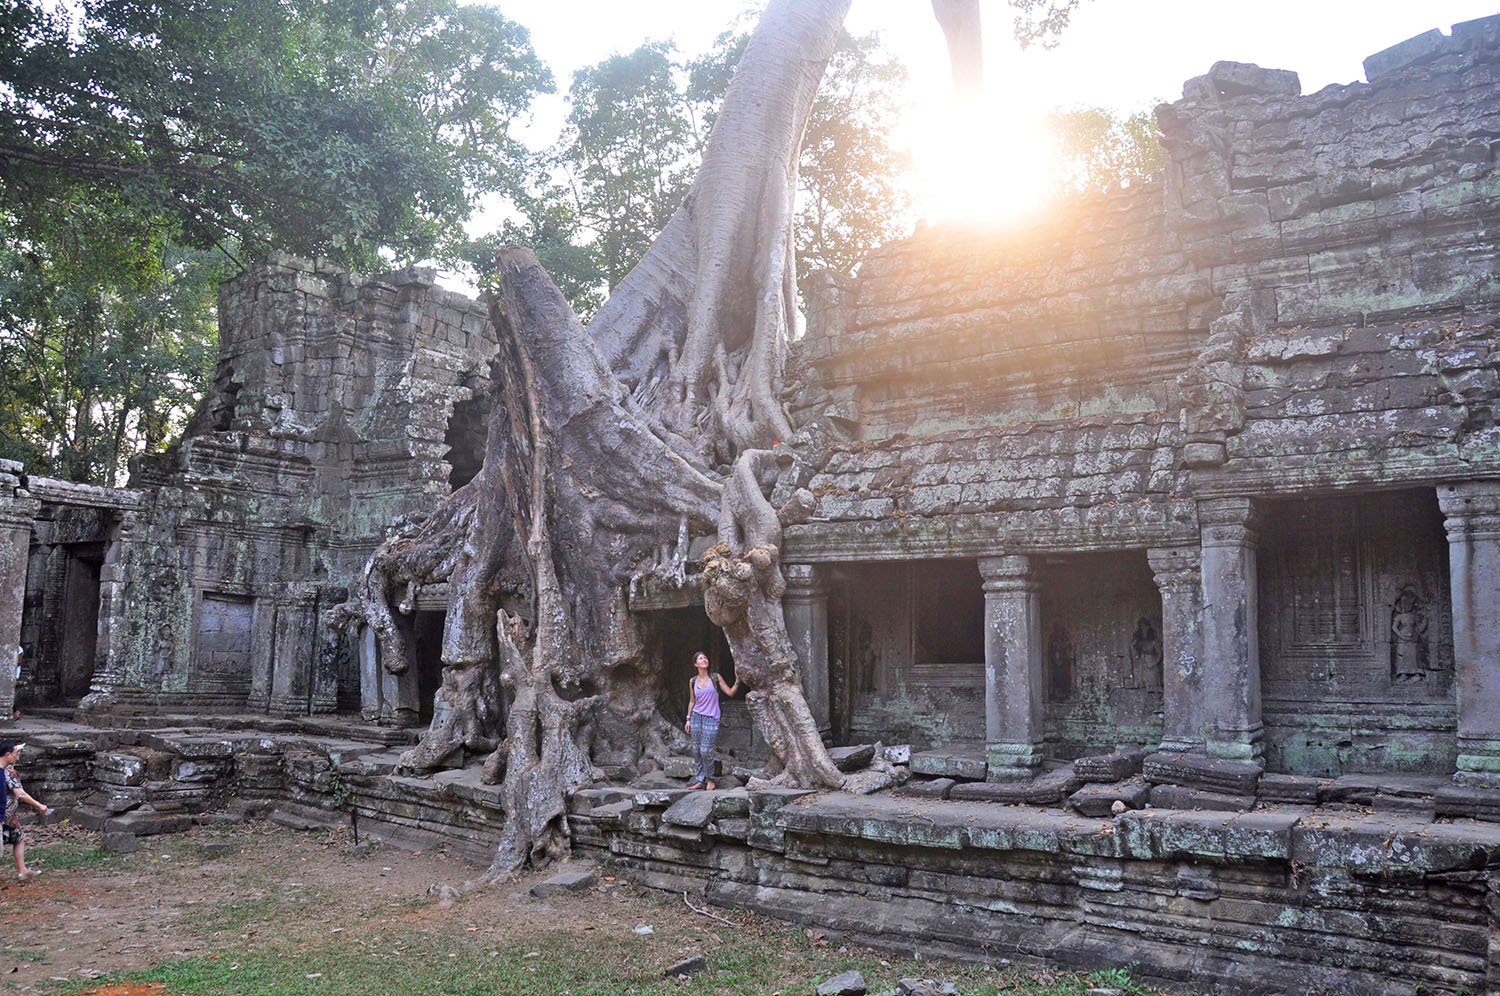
[
  {"left": 29, "top": 841, "right": 125, "bottom": 872},
  {"left": 187, "top": 886, "right": 336, "bottom": 940},
  {"left": 50, "top": 919, "right": 1162, "bottom": 995},
  {"left": 1, "top": 946, "right": 48, "bottom": 963}
]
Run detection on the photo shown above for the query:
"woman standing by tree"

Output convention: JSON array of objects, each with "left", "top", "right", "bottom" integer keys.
[{"left": 684, "top": 653, "right": 739, "bottom": 790}]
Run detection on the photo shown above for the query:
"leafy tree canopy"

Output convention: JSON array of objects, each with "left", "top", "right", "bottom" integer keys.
[
  {"left": 1048, "top": 105, "right": 1166, "bottom": 193},
  {"left": 1, "top": 0, "right": 552, "bottom": 482},
  {"left": 487, "top": 25, "right": 911, "bottom": 318},
  {"left": 1, "top": 0, "right": 551, "bottom": 268}
]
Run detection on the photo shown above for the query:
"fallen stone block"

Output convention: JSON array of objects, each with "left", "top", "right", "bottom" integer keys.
[
  {"left": 882, "top": 744, "right": 912, "bottom": 765},
  {"left": 951, "top": 766, "right": 1077, "bottom": 805},
  {"left": 663, "top": 954, "right": 707, "bottom": 978},
  {"left": 827, "top": 744, "right": 876, "bottom": 772},
  {"left": 662, "top": 792, "right": 716, "bottom": 829},
  {"left": 817, "top": 969, "right": 868, "bottom": 995},
  {"left": 1142, "top": 752, "right": 1261, "bottom": 796},
  {"left": 1149, "top": 784, "right": 1255, "bottom": 813},
  {"left": 1258, "top": 772, "right": 1324, "bottom": 804},
  {"left": 709, "top": 789, "right": 750, "bottom": 819},
  {"left": 588, "top": 800, "right": 635, "bottom": 827},
  {"left": 530, "top": 870, "right": 597, "bottom": 898},
  {"left": 893, "top": 778, "right": 954, "bottom": 800},
  {"left": 568, "top": 787, "right": 633, "bottom": 815},
  {"left": 267, "top": 807, "right": 337, "bottom": 832},
  {"left": 663, "top": 756, "right": 695, "bottom": 780},
  {"left": 632, "top": 787, "right": 692, "bottom": 809},
  {"left": 629, "top": 770, "right": 678, "bottom": 789},
  {"left": 1068, "top": 777, "right": 1151, "bottom": 818},
  {"left": 102, "top": 831, "right": 140, "bottom": 854},
  {"left": 897, "top": 979, "right": 957, "bottom": 996},
  {"left": 1323, "top": 774, "right": 1384, "bottom": 805},
  {"left": 710, "top": 817, "right": 749, "bottom": 840},
  {"left": 910, "top": 746, "right": 986, "bottom": 781},
  {"left": 1371, "top": 794, "right": 1435, "bottom": 818},
  {"left": 94, "top": 753, "right": 146, "bottom": 787},
  {"left": 105, "top": 809, "right": 193, "bottom": 836},
  {"left": 172, "top": 759, "right": 231, "bottom": 784},
  {"left": 1073, "top": 748, "right": 1148, "bottom": 784},
  {"left": 1435, "top": 783, "right": 1500, "bottom": 822}
]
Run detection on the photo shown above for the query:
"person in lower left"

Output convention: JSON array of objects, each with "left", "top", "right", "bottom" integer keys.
[{"left": 0, "top": 742, "right": 53, "bottom": 881}]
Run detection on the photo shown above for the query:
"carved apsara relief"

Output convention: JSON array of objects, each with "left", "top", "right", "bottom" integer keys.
[
  {"left": 1389, "top": 584, "right": 1430, "bottom": 683},
  {"left": 1128, "top": 617, "right": 1164, "bottom": 690}
]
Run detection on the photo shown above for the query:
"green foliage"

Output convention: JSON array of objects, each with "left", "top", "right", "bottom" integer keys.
[
  {"left": 791, "top": 30, "right": 911, "bottom": 282},
  {"left": 1, "top": 0, "right": 550, "bottom": 268},
  {"left": 1007, "top": 0, "right": 1089, "bottom": 49},
  {"left": 0, "top": 0, "right": 552, "bottom": 482},
  {"left": 521, "top": 23, "right": 910, "bottom": 317},
  {"left": 1048, "top": 105, "right": 1166, "bottom": 194},
  {"left": 0, "top": 198, "right": 221, "bottom": 483},
  {"left": 559, "top": 42, "right": 700, "bottom": 294}
]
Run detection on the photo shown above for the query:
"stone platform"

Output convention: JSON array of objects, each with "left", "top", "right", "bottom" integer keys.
[{"left": 9, "top": 714, "right": 1500, "bottom": 993}]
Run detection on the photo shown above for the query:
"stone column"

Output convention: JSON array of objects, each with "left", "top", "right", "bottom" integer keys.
[
  {"left": 310, "top": 587, "right": 346, "bottom": 715},
  {"left": 1197, "top": 498, "right": 1263, "bottom": 763},
  {"left": 979, "top": 555, "right": 1044, "bottom": 780},
  {"left": 0, "top": 462, "right": 39, "bottom": 724},
  {"left": 358, "top": 626, "right": 381, "bottom": 722},
  {"left": 1148, "top": 545, "right": 1206, "bottom": 753},
  {"left": 783, "top": 563, "right": 831, "bottom": 736},
  {"left": 1439, "top": 481, "right": 1500, "bottom": 784},
  {"left": 268, "top": 583, "right": 321, "bottom": 715},
  {"left": 377, "top": 624, "right": 422, "bottom": 727},
  {"left": 79, "top": 511, "right": 137, "bottom": 713}
]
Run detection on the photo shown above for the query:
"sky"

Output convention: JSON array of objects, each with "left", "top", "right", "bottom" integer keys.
[{"left": 477, "top": 0, "right": 1500, "bottom": 226}]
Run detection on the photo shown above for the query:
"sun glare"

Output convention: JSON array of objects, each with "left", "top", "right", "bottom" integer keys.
[{"left": 904, "top": 94, "right": 1058, "bottom": 230}]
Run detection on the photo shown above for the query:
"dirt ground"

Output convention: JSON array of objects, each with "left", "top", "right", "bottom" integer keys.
[{"left": 0, "top": 819, "right": 742, "bottom": 994}]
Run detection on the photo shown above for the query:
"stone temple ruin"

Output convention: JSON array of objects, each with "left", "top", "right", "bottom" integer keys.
[{"left": 2, "top": 20, "right": 1500, "bottom": 993}]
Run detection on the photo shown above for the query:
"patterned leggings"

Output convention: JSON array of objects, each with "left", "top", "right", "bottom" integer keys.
[{"left": 689, "top": 713, "right": 720, "bottom": 785}]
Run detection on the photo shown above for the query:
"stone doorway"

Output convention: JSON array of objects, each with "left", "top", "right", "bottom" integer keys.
[
  {"left": 411, "top": 610, "right": 446, "bottom": 724},
  {"left": 1036, "top": 551, "right": 1163, "bottom": 759},
  {"left": 828, "top": 559, "right": 985, "bottom": 749},
  {"left": 638, "top": 607, "right": 744, "bottom": 751},
  {"left": 1257, "top": 489, "right": 1454, "bottom": 776},
  {"left": 56, "top": 541, "right": 104, "bottom": 702}
]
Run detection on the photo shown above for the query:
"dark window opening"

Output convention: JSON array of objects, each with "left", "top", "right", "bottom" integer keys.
[
  {"left": 444, "top": 387, "right": 491, "bottom": 491},
  {"left": 211, "top": 368, "right": 240, "bottom": 432},
  {"left": 911, "top": 559, "right": 984, "bottom": 665}
]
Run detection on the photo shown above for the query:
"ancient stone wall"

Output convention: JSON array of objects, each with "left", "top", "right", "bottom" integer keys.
[
  {"left": 784, "top": 18, "right": 1500, "bottom": 779},
  {"left": 11, "top": 255, "right": 499, "bottom": 719},
  {"left": 569, "top": 786, "right": 1500, "bottom": 995}
]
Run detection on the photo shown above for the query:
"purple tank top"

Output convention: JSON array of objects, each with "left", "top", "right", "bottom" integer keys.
[{"left": 691, "top": 677, "right": 720, "bottom": 720}]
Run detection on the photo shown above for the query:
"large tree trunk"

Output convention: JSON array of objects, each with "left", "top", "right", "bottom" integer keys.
[{"left": 351, "top": 0, "right": 922, "bottom": 883}]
